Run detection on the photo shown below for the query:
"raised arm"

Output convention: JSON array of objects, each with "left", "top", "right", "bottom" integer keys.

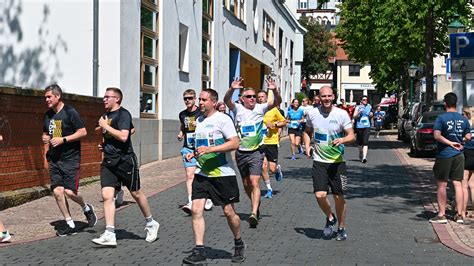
[
  {"left": 224, "top": 77, "right": 244, "bottom": 111},
  {"left": 266, "top": 77, "right": 282, "bottom": 109}
]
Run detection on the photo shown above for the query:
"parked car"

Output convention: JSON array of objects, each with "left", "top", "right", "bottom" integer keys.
[
  {"left": 429, "top": 101, "right": 445, "bottom": 112},
  {"left": 399, "top": 102, "right": 429, "bottom": 143},
  {"left": 409, "top": 111, "right": 445, "bottom": 157},
  {"left": 380, "top": 104, "right": 398, "bottom": 129}
]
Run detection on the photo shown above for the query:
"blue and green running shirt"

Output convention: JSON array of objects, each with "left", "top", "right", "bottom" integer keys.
[
  {"left": 233, "top": 102, "right": 269, "bottom": 151},
  {"left": 306, "top": 106, "right": 353, "bottom": 163},
  {"left": 194, "top": 112, "right": 237, "bottom": 178}
]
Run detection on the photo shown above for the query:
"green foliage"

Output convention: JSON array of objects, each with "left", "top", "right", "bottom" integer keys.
[
  {"left": 294, "top": 92, "right": 307, "bottom": 103},
  {"left": 299, "top": 16, "right": 337, "bottom": 80},
  {"left": 336, "top": 0, "right": 472, "bottom": 98}
]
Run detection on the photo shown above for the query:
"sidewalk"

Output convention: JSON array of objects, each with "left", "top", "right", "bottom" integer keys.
[
  {"left": 387, "top": 131, "right": 474, "bottom": 257},
  {"left": 0, "top": 155, "right": 185, "bottom": 245}
]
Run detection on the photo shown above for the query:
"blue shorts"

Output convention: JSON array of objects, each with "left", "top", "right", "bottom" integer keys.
[{"left": 181, "top": 147, "right": 197, "bottom": 168}]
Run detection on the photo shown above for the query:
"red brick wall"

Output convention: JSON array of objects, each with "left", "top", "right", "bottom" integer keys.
[{"left": 0, "top": 87, "right": 104, "bottom": 192}]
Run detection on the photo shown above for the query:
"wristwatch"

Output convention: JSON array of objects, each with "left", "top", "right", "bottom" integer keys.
[
  {"left": 63, "top": 137, "right": 67, "bottom": 143},
  {"left": 274, "top": 122, "right": 278, "bottom": 127}
]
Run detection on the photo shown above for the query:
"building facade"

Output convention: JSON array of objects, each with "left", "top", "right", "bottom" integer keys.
[{"left": 1, "top": 0, "right": 306, "bottom": 167}]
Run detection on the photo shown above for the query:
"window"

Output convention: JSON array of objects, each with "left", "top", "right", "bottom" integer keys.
[
  {"left": 263, "top": 12, "right": 275, "bottom": 47},
  {"left": 179, "top": 23, "right": 189, "bottom": 72},
  {"left": 349, "top": 64, "right": 361, "bottom": 76},
  {"left": 202, "top": 1, "right": 213, "bottom": 88},
  {"left": 140, "top": 1, "right": 159, "bottom": 117},
  {"left": 278, "top": 28, "right": 283, "bottom": 67},
  {"left": 298, "top": 0, "right": 307, "bottom": 9},
  {"left": 224, "top": 0, "right": 245, "bottom": 22}
]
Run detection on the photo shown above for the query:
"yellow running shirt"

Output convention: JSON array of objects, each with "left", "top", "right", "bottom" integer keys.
[{"left": 263, "top": 107, "right": 286, "bottom": 145}]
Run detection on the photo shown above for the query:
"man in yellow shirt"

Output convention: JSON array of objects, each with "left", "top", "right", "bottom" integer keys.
[{"left": 257, "top": 91, "right": 287, "bottom": 198}]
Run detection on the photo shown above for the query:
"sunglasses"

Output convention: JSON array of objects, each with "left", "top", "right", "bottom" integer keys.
[
  {"left": 183, "top": 96, "right": 194, "bottom": 101},
  {"left": 243, "top": 95, "right": 256, "bottom": 99}
]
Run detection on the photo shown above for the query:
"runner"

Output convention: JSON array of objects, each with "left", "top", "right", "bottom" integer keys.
[
  {"left": 257, "top": 91, "right": 286, "bottom": 199},
  {"left": 430, "top": 92, "right": 471, "bottom": 224},
  {"left": 303, "top": 86, "right": 355, "bottom": 241},
  {"left": 353, "top": 95, "right": 373, "bottom": 163},
  {"left": 177, "top": 89, "right": 213, "bottom": 214},
  {"left": 373, "top": 105, "right": 385, "bottom": 138},
  {"left": 313, "top": 95, "right": 321, "bottom": 108},
  {"left": 287, "top": 99, "right": 305, "bottom": 160},
  {"left": 182, "top": 89, "right": 245, "bottom": 264},
  {"left": 42, "top": 84, "right": 97, "bottom": 237},
  {"left": 92, "top": 87, "right": 159, "bottom": 246},
  {"left": 224, "top": 76, "right": 281, "bottom": 228}
]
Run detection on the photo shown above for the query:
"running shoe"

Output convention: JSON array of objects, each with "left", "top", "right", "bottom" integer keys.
[
  {"left": 115, "top": 189, "right": 124, "bottom": 207},
  {"left": 429, "top": 215, "right": 448, "bottom": 224},
  {"left": 454, "top": 214, "right": 464, "bottom": 224},
  {"left": 275, "top": 164, "right": 283, "bottom": 182},
  {"left": 291, "top": 155, "right": 296, "bottom": 161},
  {"left": 84, "top": 204, "right": 97, "bottom": 227},
  {"left": 145, "top": 220, "right": 160, "bottom": 242},
  {"left": 92, "top": 231, "right": 117, "bottom": 247},
  {"left": 298, "top": 145, "right": 303, "bottom": 154},
  {"left": 232, "top": 243, "right": 246, "bottom": 263},
  {"left": 336, "top": 227, "right": 347, "bottom": 241},
  {"left": 323, "top": 215, "right": 337, "bottom": 237},
  {"left": 0, "top": 231, "right": 11, "bottom": 243},
  {"left": 204, "top": 199, "right": 213, "bottom": 211},
  {"left": 362, "top": 158, "right": 367, "bottom": 164},
  {"left": 264, "top": 189, "right": 273, "bottom": 199},
  {"left": 56, "top": 226, "right": 77, "bottom": 237},
  {"left": 183, "top": 248, "right": 207, "bottom": 265},
  {"left": 248, "top": 214, "right": 259, "bottom": 228},
  {"left": 182, "top": 202, "right": 192, "bottom": 215}
]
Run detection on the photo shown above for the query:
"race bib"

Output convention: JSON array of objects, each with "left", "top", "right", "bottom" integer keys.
[
  {"left": 186, "top": 133, "right": 196, "bottom": 148},
  {"left": 360, "top": 116, "right": 370, "bottom": 127},
  {"left": 290, "top": 120, "right": 299, "bottom": 129},
  {"left": 314, "top": 132, "right": 329, "bottom": 144},
  {"left": 240, "top": 121, "right": 257, "bottom": 137},
  {"left": 195, "top": 133, "right": 209, "bottom": 148}
]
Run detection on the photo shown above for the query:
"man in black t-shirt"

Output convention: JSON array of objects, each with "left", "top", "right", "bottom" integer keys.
[
  {"left": 42, "top": 84, "right": 97, "bottom": 237},
  {"left": 92, "top": 87, "right": 160, "bottom": 247},
  {"left": 177, "top": 89, "right": 213, "bottom": 214}
]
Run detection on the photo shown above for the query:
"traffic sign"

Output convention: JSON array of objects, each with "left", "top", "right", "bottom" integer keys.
[{"left": 450, "top": 32, "right": 474, "bottom": 59}]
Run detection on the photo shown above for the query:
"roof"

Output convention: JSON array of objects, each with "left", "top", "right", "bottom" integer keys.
[{"left": 330, "top": 32, "right": 348, "bottom": 61}]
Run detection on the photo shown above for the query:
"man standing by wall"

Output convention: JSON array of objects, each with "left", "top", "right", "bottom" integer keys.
[
  {"left": 430, "top": 92, "right": 471, "bottom": 224},
  {"left": 93, "top": 87, "right": 159, "bottom": 247},
  {"left": 303, "top": 86, "right": 355, "bottom": 241},
  {"left": 42, "top": 84, "right": 97, "bottom": 237}
]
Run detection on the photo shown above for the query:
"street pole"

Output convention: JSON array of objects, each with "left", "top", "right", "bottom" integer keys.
[
  {"left": 462, "top": 70, "right": 467, "bottom": 107},
  {"left": 410, "top": 77, "right": 414, "bottom": 104}
]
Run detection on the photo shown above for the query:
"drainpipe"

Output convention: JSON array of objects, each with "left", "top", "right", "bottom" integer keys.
[{"left": 92, "top": 0, "right": 99, "bottom": 97}]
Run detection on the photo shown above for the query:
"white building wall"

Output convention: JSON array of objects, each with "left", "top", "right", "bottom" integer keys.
[{"left": 1, "top": 0, "right": 124, "bottom": 99}]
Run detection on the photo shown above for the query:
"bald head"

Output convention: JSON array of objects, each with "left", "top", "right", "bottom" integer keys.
[{"left": 320, "top": 86, "right": 333, "bottom": 96}]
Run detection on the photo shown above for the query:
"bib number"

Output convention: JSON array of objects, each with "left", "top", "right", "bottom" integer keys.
[
  {"left": 360, "top": 116, "right": 370, "bottom": 127},
  {"left": 186, "top": 133, "right": 195, "bottom": 148},
  {"left": 240, "top": 122, "right": 257, "bottom": 137},
  {"left": 290, "top": 120, "right": 299, "bottom": 129},
  {"left": 314, "top": 132, "right": 328, "bottom": 144}
]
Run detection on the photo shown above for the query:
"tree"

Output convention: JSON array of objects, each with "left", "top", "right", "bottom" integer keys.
[
  {"left": 299, "top": 16, "right": 336, "bottom": 89},
  {"left": 336, "top": 0, "right": 471, "bottom": 105}
]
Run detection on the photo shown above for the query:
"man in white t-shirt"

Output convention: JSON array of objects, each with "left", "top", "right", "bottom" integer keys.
[
  {"left": 303, "top": 86, "right": 355, "bottom": 241},
  {"left": 224, "top": 76, "right": 282, "bottom": 228},
  {"left": 182, "top": 89, "right": 245, "bottom": 264}
]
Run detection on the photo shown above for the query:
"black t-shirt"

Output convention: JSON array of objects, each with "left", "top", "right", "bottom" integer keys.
[
  {"left": 43, "top": 104, "right": 85, "bottom": 161},
  {"left": 179, "top": 107, "right": 202, "bottom": 149},
  {"left": 102, "top": 107, "right": 134, "bottom": 157}
]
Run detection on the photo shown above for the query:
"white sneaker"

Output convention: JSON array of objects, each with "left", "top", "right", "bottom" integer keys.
[
  {"left": 115, "top": 189, "right": 124, "bottom": 207},
  {"left": 145, "top": 221, "right": 160, "bottom": 243},
  {"left": 204, "top": 199, "right": 213, "bottom": 211},
  {"left": 182, "top": 202, "right": 192, "bottom": 215},
  {"left": 0, "top": 231, "right": 11, "bottom": 243},
  {"left": 92, "top": 231, "right": 117, "bottom": 247}
]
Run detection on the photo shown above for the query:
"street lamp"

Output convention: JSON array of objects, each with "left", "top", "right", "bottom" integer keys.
[
  {"left": 447, "top": 14, "right": 465, "bottom": 35},
  {"left": 408, "top": 62, "right": 418, "bottom": 104}
]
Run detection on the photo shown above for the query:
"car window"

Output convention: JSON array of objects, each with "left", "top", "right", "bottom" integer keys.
[
  {"left": 421, "top": 114, "right": 439, "bottom": 123},
  {"left": 431, "top": 104, "right": 445, "bottom": 111}
]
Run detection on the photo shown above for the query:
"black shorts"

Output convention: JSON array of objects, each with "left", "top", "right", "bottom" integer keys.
[
  {"left": 262, "top": 144, "right": 278, "bottom": 163},
  {"left": 235, "top": 149, "right": 264, "bottom": 178},
  {"left": 49, "top": 159, "right": 80, "bottom": 191},
  {"left": 192, "top": 174, "right": 240, "bottom": 206},
  {"left": 375, "top": 123, "right": 383, "bottom": 131},
  {"left": 433, "top": 153, "right": 464, "bottom": 181},
  {"left": 356, "top": 128, "right": 370, "bottom": 145},
  {"left": 288, "top": 128, "right": 303, "bottom": 137},
  {"left": 312, "top": 161, "right": 347, "bottom": 195},
  {"left": 101, "top": 154, "right": 141, "bottom": 191},
  {"left": 465, "top": 149, "right": 474, "bottom": 170}
]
